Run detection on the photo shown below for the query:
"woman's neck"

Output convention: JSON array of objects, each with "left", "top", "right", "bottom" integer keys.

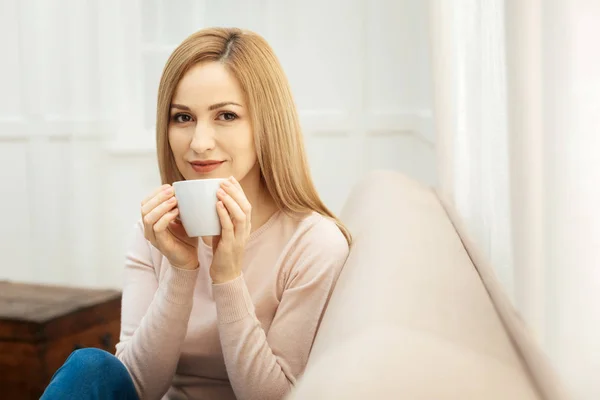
[{"left": 244, "top": 176, "right": 279, "bottom": 231}]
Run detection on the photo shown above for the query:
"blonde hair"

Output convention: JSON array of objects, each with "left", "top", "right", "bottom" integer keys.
[{"left": 155, "top": 27, "right": 352, "bottom": 245}]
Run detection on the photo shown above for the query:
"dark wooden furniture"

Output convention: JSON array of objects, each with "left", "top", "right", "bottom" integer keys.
[{"left": 0, "top": 281, "right": 122, "bottom": 399}]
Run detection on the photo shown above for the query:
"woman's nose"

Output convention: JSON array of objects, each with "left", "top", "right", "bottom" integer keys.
[{"left": 189, "top": 123, "right": 216, "bottom": 153}]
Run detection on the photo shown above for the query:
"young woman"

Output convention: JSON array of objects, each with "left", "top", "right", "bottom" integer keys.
[{"left": 41, "top": 27, "right": 351, "bottom": 400}]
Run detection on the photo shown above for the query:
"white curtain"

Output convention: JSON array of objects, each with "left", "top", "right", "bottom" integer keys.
[
  {"left": 429, "top": 0, "right": 513, "bottom": 296},
  {"left": 429, "top": 0, "right": 600, "bottom": 398}
]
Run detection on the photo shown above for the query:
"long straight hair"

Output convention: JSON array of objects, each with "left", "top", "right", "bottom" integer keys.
[{"left": 155, "top": 27, "right": 351, "bottom": 245}]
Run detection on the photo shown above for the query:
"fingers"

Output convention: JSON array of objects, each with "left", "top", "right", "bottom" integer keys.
[
  {"left": 218, "top": 177, "right": 252, "bottom": 237},
  {"left": 216, "top": 201, "right": 234, "bottom": 239},
  {"left": 217, "top": 189, "right": 248, "bottom": 236},
  {"left": 142, "top": 186, "right": 174, "bottom": 217},
  {"left": 221, "top": 178, "right": 252, "bottom": 216},
  {"left": 141, "top": 185, "right": 177, "bottom": 244},
  {"left": 153, "top": 208, "right": 179, "bottom": 239},
  {"left": 142, "top": 184, "right": 170, "bottom": 207},
  {"left": 143, "top": 196, "right": 177, "bottom": 228}
]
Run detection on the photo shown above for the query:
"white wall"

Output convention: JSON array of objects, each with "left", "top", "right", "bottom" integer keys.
[{"left": 0, "top": 0, "right": 435, "bottom": 289}]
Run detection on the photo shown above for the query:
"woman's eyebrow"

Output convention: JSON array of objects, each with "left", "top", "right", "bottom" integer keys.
[
  {"left": 170, "top": 102, "right": 243, "bottom": 111},
  {"left": 170, "top": 104, "right": 190, "bottom": 111},
  {"left": 208, "top": 101, "right": 242, "bottom": 110}
]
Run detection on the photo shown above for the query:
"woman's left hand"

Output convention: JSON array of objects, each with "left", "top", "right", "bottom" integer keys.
[{"left": 210, "top": 176, "right": 252, "bottom": 284}]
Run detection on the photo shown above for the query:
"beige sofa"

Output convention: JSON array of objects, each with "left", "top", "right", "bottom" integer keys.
[{"left": 288, "top": 171, "right": 570, "bottom": 400}]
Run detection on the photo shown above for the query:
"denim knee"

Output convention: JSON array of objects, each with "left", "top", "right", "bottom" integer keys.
[
  {"left": 42, "top": 348, "right": 138, "bottom": 400},
  {"left": 68, "top": 348, "right": 130, "bottom": 382}
]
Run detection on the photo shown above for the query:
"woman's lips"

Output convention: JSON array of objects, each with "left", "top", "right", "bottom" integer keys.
[{"left": 190, "top": 161, "right": 225, "bottom": 173}]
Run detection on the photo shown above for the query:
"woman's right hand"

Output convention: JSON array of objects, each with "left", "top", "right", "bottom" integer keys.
[{"left": 141, "top": 184, "right": 199, "bottom": 270}]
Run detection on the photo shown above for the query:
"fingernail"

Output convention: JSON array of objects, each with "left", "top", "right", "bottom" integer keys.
[
  {"left": 229, "top": 176, "right": 235, "bottom": 183},
  {"left": 222, "top": 180, "right": 231, "bottom": 187},
  {"left": 217, "top": 188, "right": 226, "bottom": 196}
]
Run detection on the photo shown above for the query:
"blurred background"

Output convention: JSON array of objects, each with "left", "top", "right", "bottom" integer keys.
[{"left": 0, "top": 0, "right": 598, "bottom": 399}]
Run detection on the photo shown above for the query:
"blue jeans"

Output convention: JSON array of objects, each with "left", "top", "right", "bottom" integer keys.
[{"left": 41, "top": 348, "right": 138, "bottom": 400}]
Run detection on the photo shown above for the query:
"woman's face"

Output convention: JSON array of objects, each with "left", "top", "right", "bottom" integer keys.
[{"left": 168, "top": 61, "right": 259, "bottom": 185}]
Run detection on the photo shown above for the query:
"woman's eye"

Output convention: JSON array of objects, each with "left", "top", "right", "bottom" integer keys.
[
  {"left": 217, "top": 112, "right": 237, "bottom": 121},
  {"left": 173, "top": 113, "right": 192, "bottom": 123}
]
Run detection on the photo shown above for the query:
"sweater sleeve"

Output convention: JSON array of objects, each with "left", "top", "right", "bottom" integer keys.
[
  {"left": 114, "top": 221, "right": 199, "bottom": 400},
  {"left": 212, "top": 220, "right": 350, "bottom": 400}
]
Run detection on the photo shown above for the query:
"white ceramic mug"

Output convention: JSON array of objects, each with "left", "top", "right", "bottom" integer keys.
[{"left": 173, "top": 178, "right": 225, "bottom": 237}]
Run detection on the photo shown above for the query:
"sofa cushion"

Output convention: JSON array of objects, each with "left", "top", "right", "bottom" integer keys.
[
  {"left": 289, "top": 326, "right": 538, "bottom": 399},
  {"left": 289, "top": 171, "right": 541, "bottom": 399}
]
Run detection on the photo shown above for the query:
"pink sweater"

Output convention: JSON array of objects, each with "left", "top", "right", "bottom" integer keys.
[{"left": 115, "top": 210, "right": 349, "bottom": 400}]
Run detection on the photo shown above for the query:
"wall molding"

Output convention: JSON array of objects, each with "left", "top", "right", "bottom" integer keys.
[
  {"left": 365, "top": 110, "right": 434, "bottom": 144},
  {"left": 0, "top": 118, "right": 118, "bottom": 139},
  {"left": 299, "top": 110, "right": 353, "bottom": 135}
]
